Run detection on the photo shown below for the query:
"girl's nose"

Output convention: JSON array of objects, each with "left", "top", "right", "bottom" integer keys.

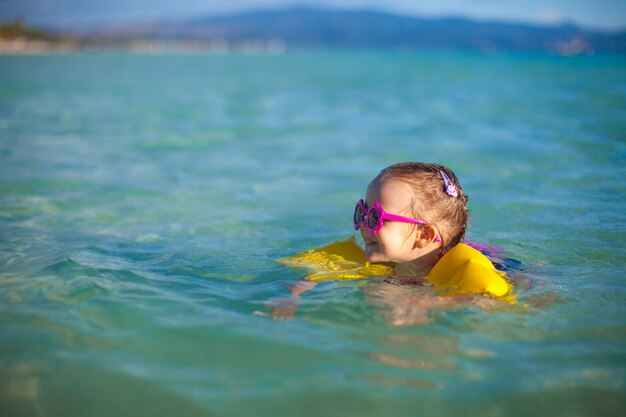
[{"left": 360, "top": 223, "right": 372, "bottom": 239}]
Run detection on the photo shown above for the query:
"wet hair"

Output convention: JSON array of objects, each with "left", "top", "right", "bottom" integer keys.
[{"left": 376, "top": 162, "right": 469, "bottom": 252}]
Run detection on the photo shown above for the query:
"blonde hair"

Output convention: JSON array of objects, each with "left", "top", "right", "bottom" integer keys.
[{"left": 377, "top": 162, "right": 469, "bottom": 252}]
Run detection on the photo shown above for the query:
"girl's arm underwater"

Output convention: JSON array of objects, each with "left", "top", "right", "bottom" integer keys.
[{"left": 254, "top": 280, "right": 317, "bottom": 320}]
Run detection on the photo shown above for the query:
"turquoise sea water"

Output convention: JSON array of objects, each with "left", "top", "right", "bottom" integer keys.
[{"left": 1, "top": 51, "right": 625, "bottom": 416}]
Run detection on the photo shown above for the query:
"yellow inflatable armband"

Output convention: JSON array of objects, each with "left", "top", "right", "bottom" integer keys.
[
  {"left": 427, "top": 243, "right": 511, "bottom": 297},
  {"left": 278, "top": 238, "right": 512, "bottom": 298},
  {"left": 276, "top": 237, "right": 392, "bottom": 282}
]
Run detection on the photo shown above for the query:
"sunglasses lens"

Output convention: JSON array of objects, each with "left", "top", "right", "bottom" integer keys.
[
  {"left": 354, "top": 203, "right": 364, "bottom": 227},
  {"left": 368, "top": 207, "right": 380, "bottom": 230}
]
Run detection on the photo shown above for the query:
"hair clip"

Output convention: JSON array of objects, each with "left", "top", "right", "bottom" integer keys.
[{"left": 440, "top": 171, "right": 458, "bottom": 197}]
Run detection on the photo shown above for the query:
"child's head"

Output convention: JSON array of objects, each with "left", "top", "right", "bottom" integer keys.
[{"left": 354, "top": 162, "right": 469, "bottom": 265}]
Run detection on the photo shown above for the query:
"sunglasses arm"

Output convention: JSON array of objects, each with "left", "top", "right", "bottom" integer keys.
[
  {"left": 381, "top": 213, "right": 442, "bottom": 243},
  {"left": 380, "top": 212, "right": 428, "bottom": 225}
]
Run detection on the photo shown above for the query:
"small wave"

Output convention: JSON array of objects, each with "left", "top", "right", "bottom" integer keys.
[
  {"left": 70, "top": 250, "right": 135, "bottom": 272},
  {"left": 43, "top": 275, "right": 113, "bottom": 304}
]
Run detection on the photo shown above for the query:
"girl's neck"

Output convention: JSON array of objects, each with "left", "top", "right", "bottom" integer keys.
[{"left": 393, "top": 247, "right": 442, "bottom": 278}]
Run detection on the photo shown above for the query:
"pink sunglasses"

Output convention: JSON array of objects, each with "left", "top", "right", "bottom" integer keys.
[{"left": 353, "top": 199, "right": 441, "bottom": 242}]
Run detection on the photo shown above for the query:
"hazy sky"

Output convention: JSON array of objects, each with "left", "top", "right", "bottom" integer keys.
[{"left": 1, "top": 0, "right": 625, "bottom": 31}]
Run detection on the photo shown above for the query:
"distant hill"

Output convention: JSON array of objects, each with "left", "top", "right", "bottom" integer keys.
[{"left": 90, "top": 7, "right": 625, "bottom": 54}]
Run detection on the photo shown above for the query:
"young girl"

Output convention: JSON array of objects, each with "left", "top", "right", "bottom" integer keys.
[
  {"left": 262, "top": 162, "right": 511, "bottom": 321},
  {"left": 354, "top": 162, "right": 468, "bottom": 278}
]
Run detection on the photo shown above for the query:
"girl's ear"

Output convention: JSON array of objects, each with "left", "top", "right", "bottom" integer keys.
[{"left": 413, "top": 225, "right": 440, "bottom": 249}]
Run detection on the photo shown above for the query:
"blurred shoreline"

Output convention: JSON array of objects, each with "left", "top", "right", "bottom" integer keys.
[
  {"left": 0, "top": 37, "right": 288, "bottom": 55},
  {"left": 0, "top": 38, "right": 607, "bottom": 57}
]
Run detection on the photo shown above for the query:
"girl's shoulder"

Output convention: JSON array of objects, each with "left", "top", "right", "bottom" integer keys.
[{"left": 463, "top": 239, "right": 524, "bottom": 272}]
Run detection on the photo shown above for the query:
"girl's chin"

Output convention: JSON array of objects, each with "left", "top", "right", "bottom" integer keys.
[
  {"left": 364, "top": 250, "right": 390, "bottom": 263},
  {"left": 364, "top": 244, "right": 394, "bottom": 263},
  {"left": 365, "top": 249, "right": 405, "bottom": 265}
]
